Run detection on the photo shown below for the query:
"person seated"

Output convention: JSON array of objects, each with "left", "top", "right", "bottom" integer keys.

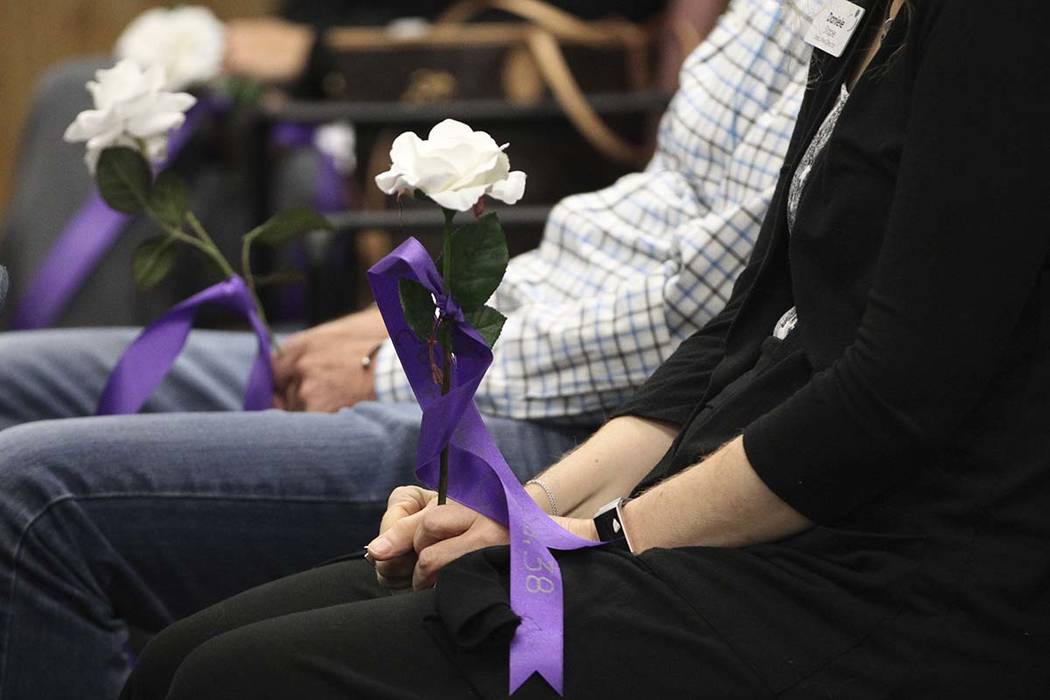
[
  {"left": 0, "top": 1, "right": 808, "bottom": 697},
  {"left": 120, "top": 1, "right": 1050, "bottom": 698}
]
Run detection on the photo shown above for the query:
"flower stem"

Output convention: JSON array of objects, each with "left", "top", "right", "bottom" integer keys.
[
  {"left": 437, "top": 208, "right": 456, "bottom": 506},
  {"left": 145, "top": 205, "right": 278, "bottom": 352},
  {"left": 239, "top": 235, "right": 281, "bottom": 354},
  {"left": 185, "top": 211, "right": 277, "bottom": 351},
  {"left": 438, "top": 339, "right": 452, "bottom": 506}
]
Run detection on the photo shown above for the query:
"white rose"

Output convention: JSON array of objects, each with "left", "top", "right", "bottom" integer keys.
[
  {"left": 64, "top": 60, "right": 197, "bottom": 173},
  {"left": 375, "top": 119, "right": 527, "bottom": 212},
  {"left": 115, "top": 6, "right": 226, "bottom": 91},
  {"left": 314, "top": 122, "right": 357, "bottom": 174}
]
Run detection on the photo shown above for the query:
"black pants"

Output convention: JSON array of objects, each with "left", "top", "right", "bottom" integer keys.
[{"left": 121, "top": 548, "right": 772, "bottom": 699}]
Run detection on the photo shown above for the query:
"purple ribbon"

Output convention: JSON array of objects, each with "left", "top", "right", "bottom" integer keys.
[
  {"left": 9, "top": 102, "right": 214, "bottom": 330},
  {"left": 368, "top": 238, "right": 601, "bottom": 696},
  {"left": 96, "top": 275, "right": 272, "bottom": 415}
]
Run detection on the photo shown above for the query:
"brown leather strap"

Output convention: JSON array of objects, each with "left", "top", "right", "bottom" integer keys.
[
  {"left": 438, "top": 0, "right": 651, "bottom": 165},
  {"left": 525, "top": 28, "right": 649, "bottom": 166},
  {"left": 438, "top": 0, "right": 627, "bottom": 44}
]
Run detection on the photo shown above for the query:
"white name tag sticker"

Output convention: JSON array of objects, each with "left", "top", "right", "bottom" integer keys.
[{"left": 804, "top": 0, "right": 866, "bottom": 58}]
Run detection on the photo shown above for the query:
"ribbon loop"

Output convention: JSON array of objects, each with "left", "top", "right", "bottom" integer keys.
[
  {"left": 96, "top": 275, "right": 273, "bottom": 415},
  {"left": 368, "top": 238, "right": 600, "bottom": 696}
]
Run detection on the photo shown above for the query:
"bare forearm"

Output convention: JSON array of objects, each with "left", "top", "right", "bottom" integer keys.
[
  {"left": 621, "top": 436, "right": 812, "bottom": 551},
  {"left": 524, "top": 416, "right": 678, "bottom": 518}
]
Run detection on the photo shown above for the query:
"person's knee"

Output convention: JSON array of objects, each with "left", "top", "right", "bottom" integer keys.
[
  {"left": 162, "top": 625, "right": 299, "bottom": 700},
  {"left": 122, "top": 615, "right": 220, "bottom": 700},
  {"left": 0, "top": 330, "right": 135, "bottom": 427},
  {"left": 0, "top": 422, "right": 76, "bottom": 511}
]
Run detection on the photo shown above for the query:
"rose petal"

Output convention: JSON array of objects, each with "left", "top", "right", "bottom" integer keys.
[
  {"left": 375, "top": 167, "right": 410, "bottom": 195},
  {"left": 427, "top": 119, "right": 475, "bottom": 142},
  {"left": 64, "top": 110, "right": 112, "bottom": 141},
  {"left": 126, "top": 110, "right": 186, "bottom": 138},
  {"left": 429, "top": 184, "right": 488, "bottom": 212},
  {"left": 487, "top": 171, "right": 527, "bottom": 205}
]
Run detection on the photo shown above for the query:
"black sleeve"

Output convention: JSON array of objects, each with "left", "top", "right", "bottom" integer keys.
[
  {"left": 610, "top": 203, "right": 780, "bottom": 426},
  {"left": 743, "top": 2, "right": 1050, "bottom": 522},
  {"left": 610, "top": 288, "right": 743, "bottom": 426}
]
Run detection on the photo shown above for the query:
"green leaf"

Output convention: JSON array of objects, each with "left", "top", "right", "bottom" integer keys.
[
  {"left": 149, "top": 171, "right": 189, "bottom": 227},
  {"left": 447, "top": 212, "right": 508, "bottom": 311},
  {"left": 399, "top": 278, "right": 437, "bottom": 342},
  {"left": 466, "top": 305, "right": 507, "bottom": 348},
  {"left": 132, "top": 236, "right": 178, "bottom": 290},
  {"left": 246, "top": 207, "right": 333, "bottom": 247},
  {"left": 97, "top": 147, "right": 152, "bottom": 214}
]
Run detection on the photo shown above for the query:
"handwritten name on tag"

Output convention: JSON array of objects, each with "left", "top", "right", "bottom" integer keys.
[{"left": 804, "top": 0, "right": 866, "bottom": 58}]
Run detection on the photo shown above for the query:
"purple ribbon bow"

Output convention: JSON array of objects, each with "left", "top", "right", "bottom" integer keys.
[
  {"left": 368, "top": 238, "right": 601, "bottom": 696},
  {"left": 96, "top": 275, "right": 273, "bottom": 415}
]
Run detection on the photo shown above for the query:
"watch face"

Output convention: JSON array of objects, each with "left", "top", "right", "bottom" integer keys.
[{"left": 594, "top": 501, "right": 627, "bottom": 543}]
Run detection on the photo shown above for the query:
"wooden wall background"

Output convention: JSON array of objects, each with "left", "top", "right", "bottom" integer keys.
[{"left": 0, "top": 0, "right": 275, "bottom": 215}]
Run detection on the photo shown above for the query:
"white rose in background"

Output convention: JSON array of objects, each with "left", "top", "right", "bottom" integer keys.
[
  {"left": 116, "top": 6, "right": 226, "bottom": 91},
  {"left": 314, "top": 122, "right": 358, "bottom": 174},
  {"left": 376, "top": 119, "right": 527, "bottom": 212},
  {"left": 64, "top": 60, "right": 197, "bottom": 173}
]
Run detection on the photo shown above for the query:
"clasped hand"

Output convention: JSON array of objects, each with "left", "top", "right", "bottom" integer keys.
[
  {"left": 368, "top": 486, "right": 598, "bottom": 591},
  {"left": 272, "top": 308, "right": 387, "bottom": 412}
]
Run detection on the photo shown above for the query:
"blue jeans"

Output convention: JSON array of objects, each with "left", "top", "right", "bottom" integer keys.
[{"left": 0, "top": 329, "right": 594, "bottom": 699}]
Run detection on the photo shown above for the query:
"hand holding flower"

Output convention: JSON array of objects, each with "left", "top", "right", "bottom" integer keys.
[{"left": 368, "top": 486, "right": 599, "bottom": 591}]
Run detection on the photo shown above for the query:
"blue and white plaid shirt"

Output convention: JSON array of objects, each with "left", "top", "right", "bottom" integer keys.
[{"left": 375, "top": 0, "right": 811, "bottom": 422}]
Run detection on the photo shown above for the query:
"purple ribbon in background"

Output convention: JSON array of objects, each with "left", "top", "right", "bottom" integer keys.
[
  {"left": 368, "top": 239, "right": 601, "bottom": 696},
  {"left": 96, "top": 275, "right": 272, "bottom": 415},
  {"left": 9, "top": 102, "right": 215, "bottom": 330}
]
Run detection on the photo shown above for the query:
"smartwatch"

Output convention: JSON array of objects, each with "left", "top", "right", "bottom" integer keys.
[{"left": 592, "top": 497, "right": 635, "bottom": 552}]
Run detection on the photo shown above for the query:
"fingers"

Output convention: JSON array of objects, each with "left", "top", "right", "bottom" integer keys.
[
  {"left": 370, "top": 509, "right": 425, "bottom": 585},
  {"left": 283, "top": 378, "right": 304, "bottom": 413},
  {"left": 411, "top": 507, "right": 512, "bottom": 589},
  {"left": 272, "top": 333, "right": 307, "bottom": 391},
  {"left": 374, "top": 553, "right": 417, "bottom": 588},
  {"left": 366, "top": 487, "right": 437, "bottom": 588},
  {"left": 379, "top": 486, "right": 435, "bottom": 535},
  {"left": 412, "top": 502, "right": 477, "bottom": 555},
  {"left": 369, "top": 491, "right": 435, "bottom": 562},
  {"left": 412, "top": 534, "right": 485, "bottom": 591}
]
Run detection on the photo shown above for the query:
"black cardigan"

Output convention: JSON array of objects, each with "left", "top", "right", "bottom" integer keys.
[
  {"left": 617, "top": 0, "right": 1050, "bottom": 522},
  {"left": 613, "top": 2, "right": 1050, "bottom": 692}
]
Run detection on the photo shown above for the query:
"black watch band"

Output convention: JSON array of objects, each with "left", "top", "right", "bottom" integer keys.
[{"left": 592, "top": 497, "right": 634, "bottom": 551}]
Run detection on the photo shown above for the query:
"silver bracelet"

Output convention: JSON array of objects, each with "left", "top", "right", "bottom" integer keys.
[{"left": 525, "top": 478, "right": 559, "bottom": 516}]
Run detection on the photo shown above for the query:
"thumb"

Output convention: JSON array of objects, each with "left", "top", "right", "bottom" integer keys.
[{"left": 367, "top": 508, "right": 426, "bottom": 561}]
